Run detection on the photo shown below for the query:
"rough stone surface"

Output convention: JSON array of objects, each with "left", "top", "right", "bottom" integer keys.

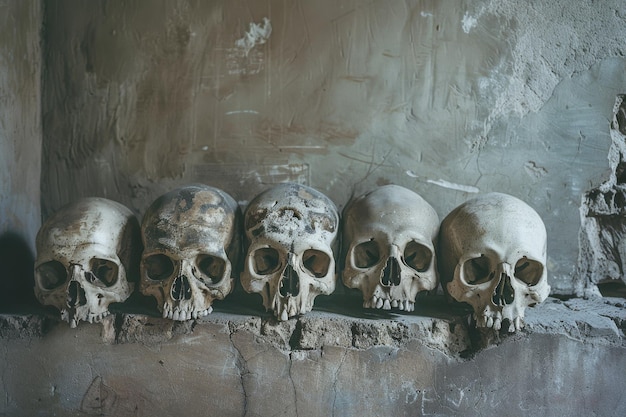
[
  {"left": 579, "top": 95, "right": 626, "bottom": 295},
  {"left": 1, "top": 296, "right": 625, "bottom": 416}
]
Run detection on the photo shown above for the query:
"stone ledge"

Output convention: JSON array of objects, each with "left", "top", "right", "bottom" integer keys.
[
  {"left": 2, "top": 296, "right": 624, "bottom": 356},
  {"left": 1, "top": 296, "right": 626, "bottom": 417}
]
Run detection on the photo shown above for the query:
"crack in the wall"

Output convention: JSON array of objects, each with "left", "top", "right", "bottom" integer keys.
[
  {"left": 228, "top": 331, "right": 249, "bottom": 416},
  {"left": 288, "top": 320, "right": 303, "bottom": 351},
  {"left": 330, "top": 348, "right": 348, "bottom": 417},
  {"left": 287, "top": 352, "right": 299, "bottom": 417}
]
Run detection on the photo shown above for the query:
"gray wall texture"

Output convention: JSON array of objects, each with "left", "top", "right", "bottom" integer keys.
[
  {"left": 0, "top": 0, "right": 42, "bottom": 250},
  {"left": 38, "top": 0, "right": 626, "bottom": 294},
  {"left": 0, "top": 0, "right": 42, "bottom": 308},
  {"left": 2, "top": 1, "right": 626, "bottom": 416}
]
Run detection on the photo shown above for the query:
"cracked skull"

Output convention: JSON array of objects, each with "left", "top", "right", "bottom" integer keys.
[
  {"left": 342, "top": 185, "right": 439, "bottom": 312},
  {"left": 438, "top": 192, "right": 550, "bottom": 332},
  {"left": 34, "top": 198, "right": 141, "bottom": 328},
  {"left": 140, "top": 184, "right": 241, "bottom": 321},
  {"left": 241, "top": 183, "right": 339, "bottom": 321}
]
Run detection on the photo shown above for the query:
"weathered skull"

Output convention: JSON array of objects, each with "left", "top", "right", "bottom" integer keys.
[
  {"left": 438, "top": 192, "right": 550, "bottom": 332},
  {"left": 342, "top": 185, "right": 439, "bottom": 312},
  {"left": 140, "top": 184, "right": 241, "bottom": 321},
  {"left": 34, "top": 198, "right": 141, "bottom": 328},
  {"left": 241, "top": 183, "right": 339, "bottom": 321}
]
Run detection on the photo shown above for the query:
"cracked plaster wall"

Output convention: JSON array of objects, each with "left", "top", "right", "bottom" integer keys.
[
  {"left": 3, "top": 1, "right": 626, "bottom": 415},
  {"left": 1, "top": 296, "right": 626, "bottom": 416},
  {"left": 38, "top": 0, "right": 626, "bottom": 294}
]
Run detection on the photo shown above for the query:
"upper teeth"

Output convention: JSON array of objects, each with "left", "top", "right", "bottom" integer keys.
[
  {"left": 162, "top": 304, "right": 212, "bottom": 321},
  {"left": 363, "top": 296, "right": 414, "bottom": 312}
]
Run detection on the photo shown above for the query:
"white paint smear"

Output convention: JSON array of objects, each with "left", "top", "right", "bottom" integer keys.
[
  {"left": 225, "top": 110, "right": 259, "bottom": 115},
  {"left": 235, "top": 17, "right": 272, "bottom": 56},
  {"left": 427, "top": 179, "right": 479, "bottom": 193},
  {"left": 461, "top": 12, "right": 477, "bottom": 33},
  {"left": 406, "top": 171, "right": 479, "bottom": 193}
]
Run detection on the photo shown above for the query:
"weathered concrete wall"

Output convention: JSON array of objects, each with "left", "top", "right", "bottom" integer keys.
[
  {"left": 1, "top": 296, "right": 625, "bottom": 416},
  {"left": 0, "top": 0, "right": 42, "bottom": 307},
  {"left": 40, "top": 0, "right": 626, "bottom": 294},
  {"left": 579, "top": 95, "right": 626, "bottom": 295},
  {"left": 1, "top": 2, "right": 624, "bottom": 416}
]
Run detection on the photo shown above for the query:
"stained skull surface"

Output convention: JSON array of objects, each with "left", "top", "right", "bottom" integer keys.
[
  {"left": 241, "top": 183, "right": 339, "bottom": 321},
  {"left": 342, "top": 185, "right": 439, "bottom": 312},
  {"left": 140, "top": 184, "right": 241, "bottom": 321},
  {"left": 438, "top": 192, "right": 550, "bottom": 332},
  {"left": 34, "top": 197, "right": 141, "bottom": 328}
]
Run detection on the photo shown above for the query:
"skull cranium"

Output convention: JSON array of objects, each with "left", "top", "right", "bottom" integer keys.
[
  {"left": 341, "top": 185, "right": 439, "bottom": 312},
  {"left": 34, "top": 197, "right": 141, "bottom": 328},
  {"left": 438, "top": 192, "right": 550, "bottom": 332},
  {"left": 139, "top": 184, "right": 241, "bottom": 320},
  {"left": 240, "top": 183, "right": 339, "bottom": 321}
]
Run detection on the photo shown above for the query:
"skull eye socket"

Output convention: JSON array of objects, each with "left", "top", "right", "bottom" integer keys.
[
  {"left": 196, "top": 255, "right": 227, "bottom": 285},
  {"left": 144, "top": 254, "right": 175, "bottom": 281},
  {"left": 252, "top": 247, "right": 281, "bottom": 275},
  {"left": 352, "top": 240, "right": 380, "bottom": 268},
  {"left": 462, "top": 255, "right": 494, "bottom": 285},
  {"left": 302, "top": 249, "right": 331, "bottom": 278},
  {"left": 88, "top": 258, "right": 119, "bottom": 287},
  {"left": 36, "top": 261, "right": 68, "bottom": 290},
  {"left": 403, "top": 241, "right": 432, "bottom": 272},
  {"left": 514, "top": 256, "right": 544, "bottom": 286}
]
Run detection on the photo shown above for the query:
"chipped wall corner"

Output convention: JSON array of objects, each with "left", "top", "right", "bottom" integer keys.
[{"left": 578, "top": 94, "right": 626, "bottom": 297}]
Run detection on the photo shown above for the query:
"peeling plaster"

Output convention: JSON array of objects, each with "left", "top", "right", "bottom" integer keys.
[{"left": 235, "top": 18, "right": 272, "bottom": 57}]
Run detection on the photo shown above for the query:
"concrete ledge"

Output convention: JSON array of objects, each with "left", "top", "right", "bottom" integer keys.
[
  {"left": 3, "top": 295, "right": 625, "bottom": 351},
  {"left": 1, "top": 296, "right": 625, "bottom": 416}
]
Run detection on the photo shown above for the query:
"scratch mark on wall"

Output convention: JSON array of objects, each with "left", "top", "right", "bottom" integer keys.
[
  {"left": 80, "top": 376, "right": 117, "bottom": 415},
  {"left": 426, "top": 179, "right": 479, "bottom": 193},
  {"left": 406, "top": 171, "right": 479, "bottom": 193},
  {"left": 225, "top": 110, "right": 259, "bottom": 115}
]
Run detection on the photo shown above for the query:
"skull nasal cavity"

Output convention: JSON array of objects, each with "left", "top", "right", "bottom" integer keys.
[
  {"left": 279, "top": 264, "right": 300, "bottom": 297},
  {"left": 381, "top": 257, "right": 401, "bottom": 287},
  {"left": 492, "top": 273, "right": 515, "bottom": 306},
  {"left": 67, "top": 281, "right": 87, "bottom": 307},
  {"left": 171, "top": 275, "right": 192, "bottom": 301}
]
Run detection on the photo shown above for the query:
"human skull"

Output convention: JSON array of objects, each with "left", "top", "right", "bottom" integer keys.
[
  {"left": 342, "top": 185, "right": 439, "bottom": 312},
  {"left": 34, "top": 197, "right": 141, "bottom": 328},
  {"left": 438, "top": 192, "right": 550, "bottom": 332},
  {"left": 241, "top": 183, "right": 339, "bottom": 321},
  {"left": 140, "top": 184, "right": 241, "bottom": 321}
]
